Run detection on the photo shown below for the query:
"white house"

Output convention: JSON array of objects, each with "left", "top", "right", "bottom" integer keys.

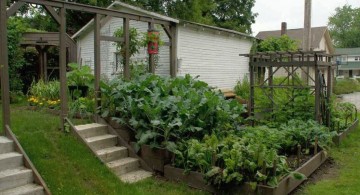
[{"left": 72, "top": 1, "right": 255, "bottom": 90}]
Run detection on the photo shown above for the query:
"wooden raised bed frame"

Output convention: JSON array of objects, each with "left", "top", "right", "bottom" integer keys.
[
  {"left": 164, "top": 150, "right": 328, "bottom": 195},
  {"left": 333, "top": 119, "right": 359, "bottom": 145}
]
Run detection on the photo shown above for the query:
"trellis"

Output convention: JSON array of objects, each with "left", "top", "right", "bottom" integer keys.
[
  {"left": 241, "top": 51, "right": 336, "bottom": 126},
  {"left": 0, "top": 0, "right": 178, "bottom": 130}
]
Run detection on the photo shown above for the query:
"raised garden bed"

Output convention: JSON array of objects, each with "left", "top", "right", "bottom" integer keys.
[
  {"left": 104, "top": 117, "right": 134, "bottom": 143},
  {"left": 164, "top": 150, "right": 328, "bottom": 195},
  {"left": 333, "top": 119, "right": 359, "bottom": 145},
  {"left": 139, "top": 144, "right": 173, "bottom": 173}
]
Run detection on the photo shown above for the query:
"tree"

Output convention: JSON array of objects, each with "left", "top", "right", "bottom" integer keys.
[
  {"left": 122, "top": 0, "right": 257, "bottom": 33},
  {"left": 257, "top": 35, "right": 298, "bottom": 52},
  {"left": 212, "top": 0, "right": 257, "bottom": 34},
  {"left": 328, "top": 5, "right": 360, "bottom": 48}
]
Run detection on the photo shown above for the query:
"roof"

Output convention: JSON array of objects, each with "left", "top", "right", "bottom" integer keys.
[
  {"left": 338, "top": 62, "right": 360, "bottom": 70},
  {"left": 256, "top": 26, "right": 328, "bottom": 49},
  {"left": 335, "top": 48, "right": 360, "bottom": 55},
  {"left": 72, "top": 1, "right": 255, "bottom": 40},
  {"left": 180, "top": 21, "right": 256, "bottom": 39}
]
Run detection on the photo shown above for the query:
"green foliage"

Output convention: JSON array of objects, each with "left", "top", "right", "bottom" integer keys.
[
  {"left": 234, "top": 75, "right": 250, "bottom": 100},
  {"left": 28, "top": 80, "right": 60, "bottom": 101},
  {"left": 175, "top": 133, "right": 292, "bottom": 188},
  {"left": 113, "top": 27, "right": 142, "bottom": 58},
  {"left": 7, "top": 17, "right": 29, "bottom": 92},
  {"left": 27, "top": 80, "right": 61, "bottom": 109},
  {"left": 331, "top": 102, "right": 357, "bottom": 132},
  {"left": 100, "top": 74, "right": 245, "bottom": 152},
  {"left": 123, "top": 0, "right": 257, "bottom": 33},
  {"left": 69, "top": 97, "right": 95, "bottom": 120},
  {"left": 251, "top": 77, "right": 315, "bottom": 126},
  {"left": 334, "top": 79, "right": 360, "bottom": 95},
  {"left": 257, "top": 35, "right": 298, "bottom": 52},
  {"left": 328, "top": 5, "right": 360, "bottom": 48},
  {"left": 66, "top": 63, "right": 95, "bottom": 87}
]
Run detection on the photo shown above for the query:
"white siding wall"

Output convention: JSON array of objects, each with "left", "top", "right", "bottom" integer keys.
[
  {"left": 177, "top": 26, "right": 252, "bottom": 89},
  {"left": 77, "top": 17, "right": 170, "bottom": 79}
]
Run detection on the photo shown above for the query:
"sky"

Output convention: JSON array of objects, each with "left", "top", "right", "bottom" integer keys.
[{"left": 252, "top": 0, "right": 360, "bottom": 36}]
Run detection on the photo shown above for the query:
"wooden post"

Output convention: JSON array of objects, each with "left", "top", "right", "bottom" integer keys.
[
  {"left": 44, "top": 47, "right": 48, "bottom": 80},
  {"left": 123, "top": 18, "right": 130, "bottom": 80},
  {"left": 94, "top": 14, "right": 101, "bottom": 117},
  {"left": 59, "top": 7, "right": 68, "bottom": 129},
  {"left": 0, "top": 0, "right": 11, "bottom": 130},
  {"left": 314, "top": 54, "right": 320, "bottom": 123},
  {"left": 249, "top": 57, "right": 255, "bottom": 126},
  {"left": 148, "top": 22, "right": 155, "bottom": 74},
  {"left": 326, "top": 57, "right": 332, "bottom": 126},
  {"left": 170, "top": 23, "right": 177, "bottom": 77}
]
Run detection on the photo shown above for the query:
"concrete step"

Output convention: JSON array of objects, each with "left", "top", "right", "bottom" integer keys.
[
  {"left": 75, "top": 123, "right": 108, "bottom": 138},
  {"left": 0, "top": 137, "right": 14, "bottom": 154},
  {"left": 0, "top": 167, "right": 33, "bottom": 191},
  {"left": 107, "top": 157, "right": 140, "bottom": 176},
  {"left": 0, "top": 152, "right": 23, "bottom": 171},
  {"left": 119, "top": 169, "right": 152, "bottom": 183},
  {"left": 86, "top": 134, "right": 118, "bottom": 151},
  {"left": 0, "top": 183, "right": 44, "bottom": 195},
  {"left": 96, "top": 146, "right": 128, "bottom": 163}
]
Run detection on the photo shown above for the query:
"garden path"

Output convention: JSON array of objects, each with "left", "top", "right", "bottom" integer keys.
[{"left": 340, "top": 92, "right": 360, "bottom": 109}]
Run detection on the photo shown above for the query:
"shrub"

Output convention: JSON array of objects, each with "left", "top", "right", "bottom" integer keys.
[
  {"left": 334, "top": 79, "right": 360, "bottom": 95},
  {"left": 234, "top": 75, "right": 250, "bottom": 100},
  {"left": 28, "top": 80, "right": 60, "bottom": 109}
]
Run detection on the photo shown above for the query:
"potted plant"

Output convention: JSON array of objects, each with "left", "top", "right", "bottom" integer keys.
[
  {"left": 67, "top": 63, "right": 94, "bottom": 99},
  {"left": 145, "top": 29, "right": 161, "bottom": 55}
]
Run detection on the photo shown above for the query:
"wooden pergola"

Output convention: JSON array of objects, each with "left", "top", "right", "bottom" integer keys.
[
  {"left": 241, "top": 51, "right": 336, "bottom": 126},
  {"left": 0, "top": 0, "right": 178, "bottom": 130},
  {"left": 21, "top": 32, "right": 77, "bottom": 80}
]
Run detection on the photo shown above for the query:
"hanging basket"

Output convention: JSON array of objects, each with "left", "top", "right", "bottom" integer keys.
[{"left": 147, "top": 30, "right": 160, "bottom": 55}]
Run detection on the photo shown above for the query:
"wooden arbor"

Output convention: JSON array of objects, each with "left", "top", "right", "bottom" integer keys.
[
  {"left": 242, "top": 51, "right": 335, "bottom": 126},
  {"left": 21, "top": 32, "right": 77, "bottom": 80},
  {"left": 0, "top": 0, "right": 178, "bottom": 130}
]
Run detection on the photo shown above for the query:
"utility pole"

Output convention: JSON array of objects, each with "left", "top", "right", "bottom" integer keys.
[
  {"left": 303, "top": 0, "right": 312, "bottom": 51},
  {"left": 302, "top": 0, "right": 312, "bottom": 82}
]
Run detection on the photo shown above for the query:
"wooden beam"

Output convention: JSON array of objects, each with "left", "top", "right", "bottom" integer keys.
[
  {"left": 148, "top": 22, "right": 155, "bottom": 74},
  {"left": 123, "top": 18, "right": 130, "bottom": 80},
  {"left": 100, "top": 36, "right": 124, "bottom": 43},
  {"left": 6, "top": 2, "right": 25, "bottom": 18},
  {"left": 43, "top": 5, "right": 61, "bottom": 25},
  {"left": 19, "top": 0, "right": 172, "bottom": 26},
  {"left": 170, "top": 23, "right": 177, "bottom": 77},
  {"left": 0, "top": 0, "right": 11, "bottom": 130},
  {"left": 161, "top": 24, "right": 172, "bottom": 39},
  {"left": 94, "top": 14, "right": 101, "bottom": 117},
  {"left": 59, "top": 7, "right": 68, "bottom": 129}
]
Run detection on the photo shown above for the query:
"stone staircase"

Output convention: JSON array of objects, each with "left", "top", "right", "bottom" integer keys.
[
  {"left": 74, "top": 123, "right": 152, "bottom": 183},
  {"left": 0, "top": 136, "right": 45, "bottom": 195}
]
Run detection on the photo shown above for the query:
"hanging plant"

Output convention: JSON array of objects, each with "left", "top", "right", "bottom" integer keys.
[{"left": 143, "top": 29, "right": 164, "bottom": 55}]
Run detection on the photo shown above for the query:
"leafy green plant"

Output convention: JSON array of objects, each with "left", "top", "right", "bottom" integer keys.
[
  {"left": 331, "top": 102, "right": 357, "bottom": 132},
  {"left": 66, "top": 63, "right": 94, "bottom": 87},
  {"left": 100, "top": 74, "right": 245, "bottom": 152},
  {"left": 113, "top": 27, "right": 141, "bottom": 59},
  {"left": 234, "top": 75, "right": 250, "bottom": 100},
  {"left": 69, "top": 97, "right": 95, "bottom": 120}
]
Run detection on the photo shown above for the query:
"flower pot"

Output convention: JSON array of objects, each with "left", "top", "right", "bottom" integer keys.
[{"left": 147, "top": 30, "right": 159, "bottom": 55}]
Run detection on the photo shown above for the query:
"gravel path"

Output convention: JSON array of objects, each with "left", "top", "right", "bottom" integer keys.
[{"left": 339, "top": 92, "right": 360, "bottom": 109}]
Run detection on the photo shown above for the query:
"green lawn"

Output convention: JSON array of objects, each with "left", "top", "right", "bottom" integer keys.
[
  {"left": 0, "top": 107, "right": 207, "bottom": 195},
  {"left": 298, "top": 122, "right": 360, "bottom": 195}
]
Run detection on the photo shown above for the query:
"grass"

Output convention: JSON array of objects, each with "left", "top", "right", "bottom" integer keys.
[
  {"left": 334, "top": 79, "right": 360, "bottom": 95},
  {"left": 0, "top": 106, "right": 207, "bottom": 195},
  {"left": 298, "top": 121, "right": 360, "bottom": 195}
]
